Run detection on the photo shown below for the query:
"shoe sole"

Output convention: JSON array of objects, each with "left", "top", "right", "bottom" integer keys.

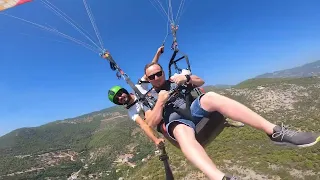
[{"left": 272, "top": 136, "right": 320, "bottom": 148}]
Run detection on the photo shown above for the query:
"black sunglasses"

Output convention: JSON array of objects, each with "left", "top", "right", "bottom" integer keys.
[
  {"left": 148, "top": 71, "right": 163, "bottom": 80},
  {"left": 114, "top": 89, "right": 125, "bottom": 98}
]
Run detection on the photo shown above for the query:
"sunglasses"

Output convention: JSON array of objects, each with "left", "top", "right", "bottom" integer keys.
[
  {"left": 115, "top": 89, "right": 125, "bottom": 98},
  {"left": 147, "top": 71, "right": 163, "bottom": 80}
]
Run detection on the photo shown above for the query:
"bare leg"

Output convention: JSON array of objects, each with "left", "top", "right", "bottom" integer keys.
[
  {"left": 200, "top": 92, "right": 276, "bottom": 135},
  {"left": 172, "top": 123, "right": 225, "bottom": 180}
]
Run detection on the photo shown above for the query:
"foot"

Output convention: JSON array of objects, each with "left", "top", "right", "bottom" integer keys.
[
  {"left": 269, "top": 123, "right": 320, "bottom": 147},
  {"left": 222, "top": 174, "right": 240, "bottom": 180}
]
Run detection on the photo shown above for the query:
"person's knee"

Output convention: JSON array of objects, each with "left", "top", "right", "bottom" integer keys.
[
  {"left": 199, "top": 92, "right": 221, "bottom": 111},
  {"left": 172, "top": 124, "right": 196, "bottom": 143},
  {"left": 200, "top": 91, "right": 232, "bottom": 113}
]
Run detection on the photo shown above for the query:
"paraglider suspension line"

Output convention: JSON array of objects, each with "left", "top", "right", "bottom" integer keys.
[{"left": 170, "top": 24, "right": 179, "bottom": 51}]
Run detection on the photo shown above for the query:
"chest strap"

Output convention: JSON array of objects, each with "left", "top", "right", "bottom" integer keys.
[{"left": 125, "top": 99, "right": 138, "bottom": 109}]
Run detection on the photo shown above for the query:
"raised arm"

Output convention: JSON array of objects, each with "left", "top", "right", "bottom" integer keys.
[
  {"left": 151, "top": 45, "right": 164, "bottom": 63},
  {"left": 141, "top": 46, "right": 164, "bottom": 80}
]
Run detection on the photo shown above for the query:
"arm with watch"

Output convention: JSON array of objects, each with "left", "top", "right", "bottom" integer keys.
[{"left": 170, "top": 73, "right": 205, "bottom": 87}]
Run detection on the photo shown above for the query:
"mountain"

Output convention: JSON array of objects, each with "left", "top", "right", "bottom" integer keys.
[
  {"left": 213, "top": 84, "right": 234, "bottom": 89},
  {"left": 255, "top": 60, "right": 320, "bottom": 78},
  {"left": 1, "top": 63, "right": 320, "bottom": 179}
]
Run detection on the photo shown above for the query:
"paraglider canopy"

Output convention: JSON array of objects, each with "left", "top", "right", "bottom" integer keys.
[{"left": 0, "top": 0, "right": 32, "bottom": 12}]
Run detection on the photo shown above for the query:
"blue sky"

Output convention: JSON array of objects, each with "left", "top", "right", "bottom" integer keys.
[{"left": 1, "top": 0, "right": 320, "bottom": 136}]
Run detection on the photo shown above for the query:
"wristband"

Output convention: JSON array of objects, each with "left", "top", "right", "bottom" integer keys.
[{"left": 185, "top": 74, "right": 191, "bottom": 82}]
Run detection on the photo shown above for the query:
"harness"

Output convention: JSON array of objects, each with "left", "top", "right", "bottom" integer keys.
[
  {"left": 166, "top": 24, "right": 204, "bottom": 98},
  {"left": 153, "top": 24, "right": 203, "bottom": 133},
  {"left": 156, "top": 81, "right": 198, "bottom": 133}
]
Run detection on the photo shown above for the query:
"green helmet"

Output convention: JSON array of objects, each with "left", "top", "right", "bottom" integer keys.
[{"left": 108, "top": 85, "right": 129, "bottom": 105}]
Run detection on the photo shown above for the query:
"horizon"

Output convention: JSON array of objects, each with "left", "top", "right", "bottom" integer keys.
[{"left": 1, "top": 0, "right": 320, "bottom": 136}]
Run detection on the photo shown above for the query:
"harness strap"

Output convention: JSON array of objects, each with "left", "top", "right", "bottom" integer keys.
[
  {"left": 125, "top": 99, "right": 138, "bottom": 109},
  {"left": 168, "top": 48, "right": 191, "bottom": 78},
  {"left": 138, "top": 79, "right": 150, "bottom": 84},
  {"left": 144, "top": 87, "right": 158, "bottom": 110},
  {"left": 157, "top": 119, "right": 165, "bottom": 133},
  {"left": 172, "top": 93, "right": 195, "bottom": 120},
  {"left": 168, "top": 50, "right": 179, "bottom": 77}
]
